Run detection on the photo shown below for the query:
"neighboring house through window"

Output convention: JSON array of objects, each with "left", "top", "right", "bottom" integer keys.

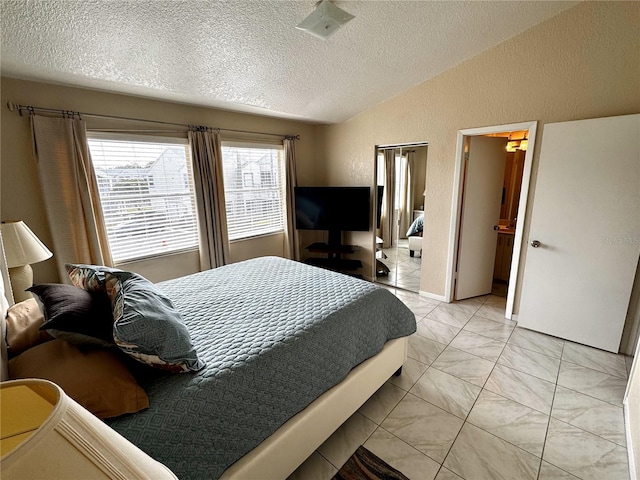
[
  {"left": 221, "top": 143, "right": 285, "bottom": 241},
  {"left": 88, "top": 134, "right": 198, "bottom": 263}
]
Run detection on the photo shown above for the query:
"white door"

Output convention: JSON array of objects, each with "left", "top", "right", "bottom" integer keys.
[
  {"left": 518, "top": 114, "right": 640, "bottom": 353},
  {"left": 456, "top": 136, "right": 507, "bottom": 300}
]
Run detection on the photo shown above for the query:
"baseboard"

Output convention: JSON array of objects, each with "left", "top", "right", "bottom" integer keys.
[{"left": 419, "top": 290, "right": 446, "bottom": 302}]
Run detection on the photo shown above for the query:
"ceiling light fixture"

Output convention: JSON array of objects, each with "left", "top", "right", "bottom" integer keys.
[
  {"left": 296, "top": 0, "right": 354, "bottom": 40},
  {"left": 506, "top": 133, "right": 528, "bottom": 152}
]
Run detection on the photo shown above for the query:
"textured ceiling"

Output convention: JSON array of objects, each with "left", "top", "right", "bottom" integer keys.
[{"left": 1, "top": 1, "right": 578, "bottom": 124}]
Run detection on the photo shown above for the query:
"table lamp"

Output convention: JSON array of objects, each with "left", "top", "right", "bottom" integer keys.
[
  {"left": 1, "top": 379, "right": 177, "bottom": 479},
  {"left": 0, "top": 221, "right": 52, "bottom": 302}
]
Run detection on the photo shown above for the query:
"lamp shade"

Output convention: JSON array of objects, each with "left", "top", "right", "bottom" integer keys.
[
  {"left": 0, "top": 221, "right": 52, "bottom": 268},
  {"left": 1, "top": 379, "right": 177, "bottom": 479}
]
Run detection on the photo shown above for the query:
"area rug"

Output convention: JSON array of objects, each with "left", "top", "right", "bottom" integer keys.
[{"left": 332, "top": 446, "right": 409, "bottom": 480}]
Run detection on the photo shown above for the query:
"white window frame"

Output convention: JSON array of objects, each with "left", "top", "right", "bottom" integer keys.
[
  {"left": 87, "top": 132, "right": 199, "bottom": 264},
  {"left": 221, "top": 141, "right": 286, "bottom": 242}
]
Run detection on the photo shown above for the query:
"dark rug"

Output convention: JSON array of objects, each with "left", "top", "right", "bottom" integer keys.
[{"left": 332, "top": 446, "right": 410, "bottom": 480}]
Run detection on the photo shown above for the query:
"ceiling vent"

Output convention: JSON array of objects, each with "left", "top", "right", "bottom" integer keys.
[{"left": 296, "top": 0, "right": 354, "bottom": 40}]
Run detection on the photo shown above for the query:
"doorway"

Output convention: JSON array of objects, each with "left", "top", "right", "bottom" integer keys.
[
  {"left": 445, "top": 121, "right": 537, "bottom": 319},
  {"left": 374, "top": 143, "right": 428, "bottom": 292}
]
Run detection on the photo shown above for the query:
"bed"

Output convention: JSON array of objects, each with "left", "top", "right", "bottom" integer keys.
[{"left": 0, "top": 255, "right": 416, "bottom": 479}]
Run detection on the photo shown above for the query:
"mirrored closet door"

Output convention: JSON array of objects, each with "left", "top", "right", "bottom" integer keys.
[{"left": 374, "top": 143, "right": 428, "bottom": 292}]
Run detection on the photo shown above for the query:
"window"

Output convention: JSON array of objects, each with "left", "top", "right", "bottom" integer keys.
[
  {"left": 395, "top": 153, "right": 406, "bottom": 209},
  {"left": 88, "top": 134, "right": 199, "bottom": 263},
  {"left": 221, "top": 143, "right": 285, "bottom": 241}
]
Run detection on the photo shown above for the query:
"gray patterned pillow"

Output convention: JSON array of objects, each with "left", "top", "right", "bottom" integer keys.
[
  {"left": 104, "top": 271, "right": 205, "bottom": 373},
  {"left": 66, "top": 264, "right": 124, "bottom": 291}
]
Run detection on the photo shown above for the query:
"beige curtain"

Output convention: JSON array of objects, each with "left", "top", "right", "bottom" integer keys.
[
  {"left": 399, "top": 151, "right": 414, "bottom": 238},
  {"left": 283, "top": 138, "right": 300, "bottom": 261},
  {"left": 188, "top": 129, "right": 229, "bottom": 270},
  {"left": 380, "top": 149, "right": 396, "bottom": 248},
  {"left": 31, "top": 115, "right": 112, "bottom": 281}
]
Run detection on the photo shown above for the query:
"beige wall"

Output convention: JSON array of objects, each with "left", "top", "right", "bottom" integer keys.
[
  {"left": 316, "top": 2, "right": 640, "bottom": 306},
  {"left": 1, "top": 78, "right": 321, "bottom": 283}
]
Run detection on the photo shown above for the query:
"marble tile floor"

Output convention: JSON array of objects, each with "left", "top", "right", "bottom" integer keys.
[
  {"left": 376, "top": 239, "right": 422, "bottom": 293},
  {"left": 288, "top": 289, "right": 633, "bottom": 480}
]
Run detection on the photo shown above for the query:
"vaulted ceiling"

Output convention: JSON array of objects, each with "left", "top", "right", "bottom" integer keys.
[{"left": 1, "top": 1, "right": 578, "bottom": 123}]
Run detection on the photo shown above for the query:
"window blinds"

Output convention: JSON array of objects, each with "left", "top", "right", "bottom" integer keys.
[
  {"left": 87, "top": 137, "right": 198, "bottom": 263},
  {"left": 221, "top": 144, "right": 285, "bottom": 241}
]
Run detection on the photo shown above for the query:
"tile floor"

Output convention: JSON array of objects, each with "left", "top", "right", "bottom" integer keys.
[
  {"left": 288, "top": 289, "right": 634, "bottom": 480},
  {"left": 376, "top": 239, "right": 422, "bottom": 292}
]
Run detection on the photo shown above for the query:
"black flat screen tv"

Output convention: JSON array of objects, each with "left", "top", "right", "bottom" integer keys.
[
  {"left": 295, "top": 186, "right": 370, "bottom": 246},
  {"left": 376, "top": 185, "right": 384, "bottom": 229}
]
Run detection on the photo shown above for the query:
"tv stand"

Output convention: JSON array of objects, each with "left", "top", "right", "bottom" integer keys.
[
  {"left": 327, "top": 229, "right": 342, "bottom": 249},
  {"left": 304, "top": 242, "right": 363, "bottom": 278}
]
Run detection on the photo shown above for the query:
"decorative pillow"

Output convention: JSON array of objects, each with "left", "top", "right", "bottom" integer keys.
[
  {"left": 104, "top": 271, "right": 205, "bottom": 373},
  {"left": 27, "top": 284, "right": 114, "bottom": 347},
  {"left": 8, "top": 339, "right": 149, "bottom": 419},
  {"left": 5, "top": 298, "right": 53, "bottom": 355},
  {"left": 65, "top": 263, "right": 123, "bottom": 292}
]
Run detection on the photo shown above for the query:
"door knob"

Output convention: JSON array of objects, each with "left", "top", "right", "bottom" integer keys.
[{"left": 531, "top": 240, "right": 541, "bottom": 248}]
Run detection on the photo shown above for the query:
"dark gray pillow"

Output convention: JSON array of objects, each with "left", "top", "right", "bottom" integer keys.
[
  {"left": 28, "top": 284, "right": 114, "bottom": 347},
  {"left": 104, "top": 271, "right": 204, "bottom": 373}
]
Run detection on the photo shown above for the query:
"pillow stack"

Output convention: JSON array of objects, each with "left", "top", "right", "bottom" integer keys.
[
  {"left": 6, "top": 264, "right": 204, "bottom": 419},
  {"left": 6, "top": 287, "right": 148, "bottom": 419},
  {"left": 67, "top": 264, "right": 205, "bottom": 373}
]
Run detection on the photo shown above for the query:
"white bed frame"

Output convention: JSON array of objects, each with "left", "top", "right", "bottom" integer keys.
[
  {"left": 221, "top": 336, "right": 408, "bottom": 479},
  {"left": 0, "top": 232, "right": 408, "bottom": 478}
]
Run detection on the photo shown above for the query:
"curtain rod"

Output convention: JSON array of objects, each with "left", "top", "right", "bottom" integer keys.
[
  {"left": 376, "top": 142, "right": 428, "bottom": 150},
  {"left": 6, "top": 101, "right": 300, "bottom": 140}
]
